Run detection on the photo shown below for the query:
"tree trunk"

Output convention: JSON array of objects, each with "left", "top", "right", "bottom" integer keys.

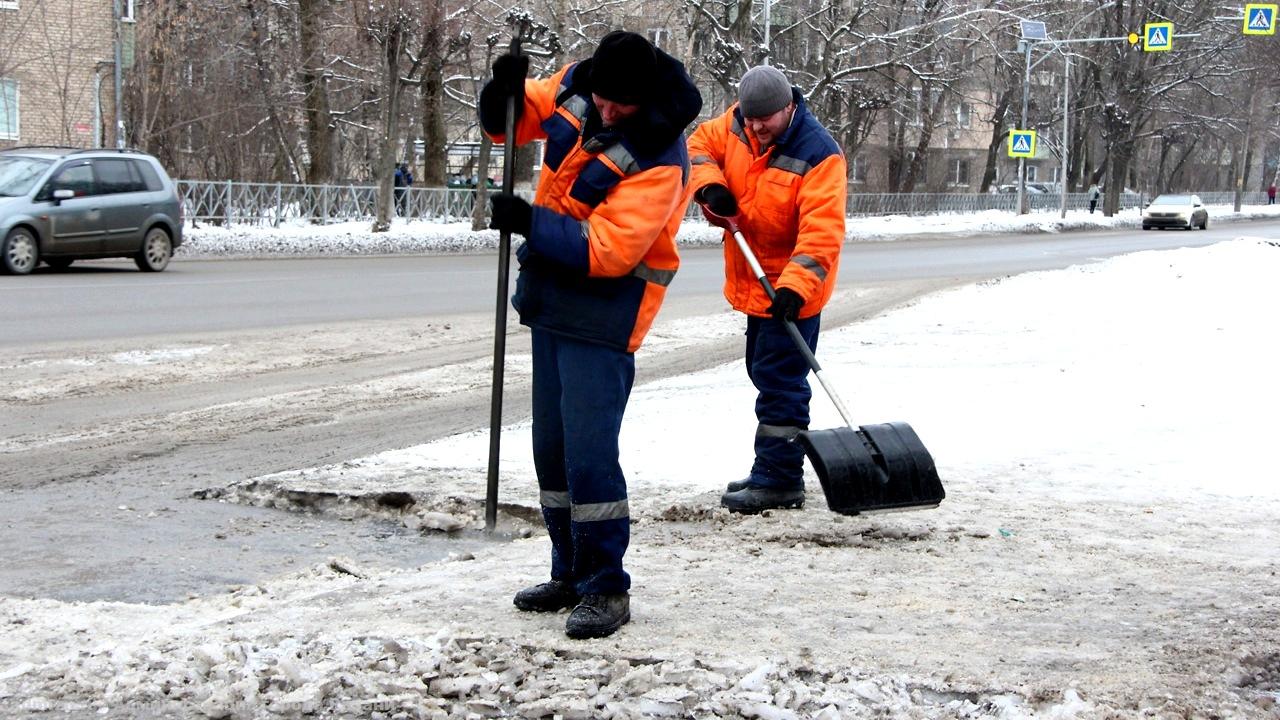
[
  {"left": 979, "top": 89, "right": 1012, "bottom": 193},
  {"left": 472, "top": 135, "right": 493, "bottom": 231},
  {"left": 373, "top": 26, "right": 405, "bottom": 232},
  {"left": 420, "top": 0, "right": 446, "bottom": 187},
  {"left": 298, "top": 0, "right": 335, "bottom": 185},
  {"left": 244, "top": 0, "right": 301, "bottom": 182}
]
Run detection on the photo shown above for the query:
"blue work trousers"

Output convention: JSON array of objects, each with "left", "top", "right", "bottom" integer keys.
[
  {"left": 530, "top": 328, "right": 634, "bottom": 596},
  {"left": 745, "top": 314, "right": 821, "bottom": 490}
]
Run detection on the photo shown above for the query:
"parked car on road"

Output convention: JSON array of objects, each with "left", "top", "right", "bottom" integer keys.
[
  {"left": 0, "top": 147, "right": 183, "bottom": 275},
  {"left": 1142, "top": 194, "right": 1208, "bottom": 231}
]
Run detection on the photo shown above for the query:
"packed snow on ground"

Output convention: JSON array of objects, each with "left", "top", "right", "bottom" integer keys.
[
  {"left": 175, "top": 205, "right": 1280, "bottom": 259},
  {"left": 2, "top": 240, "right": 1280, "bottom": 718}
]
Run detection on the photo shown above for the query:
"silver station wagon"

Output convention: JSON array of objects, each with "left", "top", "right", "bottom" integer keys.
[{"left": 0, "top": 147, "right": 183, "bottom": 275}]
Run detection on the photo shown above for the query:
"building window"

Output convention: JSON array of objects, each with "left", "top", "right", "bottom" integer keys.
[
  {"left": 948, "top": 159, "right": 969, "bottom": 187},
  {"left": 955, "top": 102, "right": 972, "bottom": 129},
  {"left": 121, "top": 0, "right": 135, "bottom": 21},
  {"left": 647, "top": 28, "right": 669, "bottom": 49},
  {"left": 0, "top": 79, "right": 18, "bottom": 140},
  {"left": 1026, "top": 165, "right": 1038, "bottom": 182},
  {"left": 850, "top": 155, "right": 867, "bottom": 184}
]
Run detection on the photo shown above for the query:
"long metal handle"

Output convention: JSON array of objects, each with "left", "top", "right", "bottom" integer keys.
[
  {"left": 727, "top": 222, "right": 856, "bottom": 430},
  {"left": 485, "top": 38, "right": 522, "bottom": 533}
]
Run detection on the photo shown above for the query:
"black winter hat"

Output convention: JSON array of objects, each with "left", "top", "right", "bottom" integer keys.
[{"left": 589, "top": 31, "right": 657, "bottom": 105}]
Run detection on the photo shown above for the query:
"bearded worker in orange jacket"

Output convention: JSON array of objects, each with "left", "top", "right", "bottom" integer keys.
[
  {"left": 479, "top": 31, "right": 702, "bottom": 639},
  {"left": 688, "top": 65, "right": 847, "bottom": 514}
]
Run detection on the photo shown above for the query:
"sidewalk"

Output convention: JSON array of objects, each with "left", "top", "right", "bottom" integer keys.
[{"left": 2, "top": 239, "right": 1279, "bottom": 718}]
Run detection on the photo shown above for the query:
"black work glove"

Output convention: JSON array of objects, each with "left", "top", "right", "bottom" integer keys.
[
  {"left": 767, "top": 287, "right": 804, "bottom": 323},
  {"left": 489, "top": 193, "right": 532, "bottom": 237},
  {"left": 695, "top": 183, "right": 739, "bottom": 217},
  {"left": 492, "top": 53, "right": 528, "bottom": 100},
  {"left": 478, "top": 53, "right": 529, "bottom": 135}
]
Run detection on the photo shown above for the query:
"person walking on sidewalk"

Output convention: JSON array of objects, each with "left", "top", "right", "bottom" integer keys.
[
  {"left": 1089, "top": 183, "right": 1101, "bottom": 214},
  {"left": 478, "top": 31, "right": 701, "bottom": 638},
  {"left": 394, "top": 163, "right": 413, "bottom": 216},
  {"left": 687, "top": 65, "right": 846, "bottom": 514},
  {"left": 1268, "top": 183, "right": 1276, "bottom": 205}
]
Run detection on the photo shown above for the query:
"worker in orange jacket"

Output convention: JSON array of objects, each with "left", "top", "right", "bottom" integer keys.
[
  {"left": 480, "top": 31, "right": 701, "bottom": 638},
  {"left": 687, "top": 65, "right": 846, "bottom": 513}
]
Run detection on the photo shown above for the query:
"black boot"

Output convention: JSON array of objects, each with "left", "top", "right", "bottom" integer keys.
[
  {"left": 720, "top": 486, "right": 805, "bottom": 513},
  {"left": 565, "top": 594, "right": 630, "bottom": 639},
  {"left": 725, "top": 477, "right": 753, "bottom": 493},
  {"left": 513, "top": 580, "right": 580, "bottom": 612}
]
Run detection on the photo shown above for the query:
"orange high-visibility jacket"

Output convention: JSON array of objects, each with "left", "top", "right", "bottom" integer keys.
[
  {"left": 486, "top": 58, "right": 700, "bottom": 352},
  {"left": 687, "top": 91, "right": 846, "bottom": 318}
]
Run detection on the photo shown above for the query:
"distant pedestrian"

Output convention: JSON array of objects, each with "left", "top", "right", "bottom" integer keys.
[
  {"left": 393, "top": 163, "right": 413, "bottom": 216},
  {"left": 1089, "top": 183, "right": 1101, "bottom": 214},
  {"left": 1268, "top": 183, "right": 1276, "bottom": 205}
]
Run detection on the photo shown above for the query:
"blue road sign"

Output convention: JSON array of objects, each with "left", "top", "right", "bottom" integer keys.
[
  {"left": 1243, "top": 4, "right": 1277, "bottom": 35},
  {"left": 1008, "top": 130, "right": 1037, "bottom": 158},
  {"left": 1144, "top": 22, "right": 1173, "bottom": 51}
]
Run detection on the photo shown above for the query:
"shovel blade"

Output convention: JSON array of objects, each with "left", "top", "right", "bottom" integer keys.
[{"left": 797, "top": 422, "right": 944, "bottom": 515}]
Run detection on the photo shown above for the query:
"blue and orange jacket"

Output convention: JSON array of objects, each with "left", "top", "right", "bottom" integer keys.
[
  {"left": 480, "top": 53, "right": 701, "bottom": 353},
  {"left": 687, "top": 89, "right": 846, "bottom": 319}
]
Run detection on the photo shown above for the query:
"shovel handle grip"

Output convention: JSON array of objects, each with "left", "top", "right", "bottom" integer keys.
[{"left": 726, "top": 220, "right": 857, "bottom": 430}]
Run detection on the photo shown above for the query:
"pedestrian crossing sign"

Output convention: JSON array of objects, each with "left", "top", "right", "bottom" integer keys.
[
  {"left": 1008, "top": 130, "right": 1037, "bottom": 159},
  {"left": 1243, "top": 4, "right": 1277, "bottom": 35},
  {"left": 1143, "top": 22, "right": 1173, "bottom": 51}
]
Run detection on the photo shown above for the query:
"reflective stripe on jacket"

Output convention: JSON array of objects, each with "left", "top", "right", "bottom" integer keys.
[
  {"left": 687, "top": 90, "right": 846, "bottom": 318},
  {"left": 491, "top": 62, "right": 691, "bottom": 352}
]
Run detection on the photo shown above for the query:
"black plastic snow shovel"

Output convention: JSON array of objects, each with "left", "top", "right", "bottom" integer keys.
[{"left": 718, "top": 213, "right": 945, "bottom": 515}]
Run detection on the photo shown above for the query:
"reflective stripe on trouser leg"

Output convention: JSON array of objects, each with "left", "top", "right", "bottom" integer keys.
[
  {"left": 554, "top": 334, "right": 635, "bottom": 596},
  {"left": 531, "top": 329, "right": 574, "bottom": 582},
  {"left": 745, "top": 314, "right": 821, "bottom": 490}
]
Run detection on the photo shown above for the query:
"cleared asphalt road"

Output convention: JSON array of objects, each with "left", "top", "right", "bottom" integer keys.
[{"left": 3, "top": 219, "right": 1279, "bottom": 346}]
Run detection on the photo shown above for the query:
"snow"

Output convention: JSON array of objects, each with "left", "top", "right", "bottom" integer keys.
[
  {"left": 175, "top": 205, "right": 1280, "bottom": 258},
  {"left": 3, "top": 237, "right": 1280, "bottom": 717}
]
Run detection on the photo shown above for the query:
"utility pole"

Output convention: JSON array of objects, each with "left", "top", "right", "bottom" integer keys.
[
  {"left": 1059, "top": 54, "right": 1070, "bottom": 219},
  {"left": 1016, "top": 41, "right": 1032, "bottom": 215},
  {"left": 762, "top": 0, "right": 772, "bottom": 65},
  {"left": 112, "top": 0, "right": 124, "bottom": 148}
]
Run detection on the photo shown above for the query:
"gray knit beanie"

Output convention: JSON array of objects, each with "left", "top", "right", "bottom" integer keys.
[{"left": 738, "top": 66, "right": 793, "bottom": 118}]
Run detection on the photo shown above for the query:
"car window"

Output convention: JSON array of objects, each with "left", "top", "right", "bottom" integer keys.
[
  {"left": 44, "top": 161, "right": 96, "bottom": 199},
  {"left": 1152, "top": 195, "right": 1190, "bottom": 205},
  {"left": 133, "top": 160, "right": 164, "bottom": 192},
  {"left": 0, "top": 156, "right": 53, "bottom": 197},
  {"left": 95, "top": 158, "right": 142, "bottom": 194}
]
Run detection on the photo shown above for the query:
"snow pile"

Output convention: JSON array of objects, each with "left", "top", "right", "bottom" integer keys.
[
  {"left": 175, "top": 205, "right": 1280, "bottom": 258},
  {"left": 0, "top": 574, "right": 1099, "bottom": 719}
]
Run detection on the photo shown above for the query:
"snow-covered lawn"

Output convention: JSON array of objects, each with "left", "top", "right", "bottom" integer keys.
[
  {"left": 2, "top": 238, "right": 1279, "bottom": 718},
  {"left": 175, "top": 204, "right": 1280, "bottom": 258}
]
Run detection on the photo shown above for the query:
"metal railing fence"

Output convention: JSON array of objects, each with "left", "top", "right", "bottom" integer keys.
[{"left": 176, "top": 180, "right": 1269, "bottom": 226}]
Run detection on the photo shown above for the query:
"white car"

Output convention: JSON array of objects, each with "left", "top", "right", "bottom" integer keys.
[{"left": 1142, "top": 194, "right": 1208, "bottom": 231}]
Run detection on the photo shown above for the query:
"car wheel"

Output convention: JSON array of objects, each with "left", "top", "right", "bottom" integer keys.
[
  {"left": 135, "top": 227, "right": 172, "bottom": 272},
  {"left": 2, "top": 227, "right": 39, "bottom": 275},
  {"left": 1201, "top": 217, "right": 1208, "bottom": 230},
  {"left": 44, "top": 257, "right": 74, "bottom": 270}
]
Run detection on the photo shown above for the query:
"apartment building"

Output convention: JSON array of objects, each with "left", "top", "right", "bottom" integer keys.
[{"left": 0, "top": 0, "right": 131, "bottom": 149}]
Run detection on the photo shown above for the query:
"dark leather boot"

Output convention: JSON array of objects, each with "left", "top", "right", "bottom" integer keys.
[
  {"left": 720, "top": 486, "right": 805, "bottom": 513},
  {"left": 513, "top": 580, "right": 579, "bottom": 612},
  {"left": 725, "top": 477, "right": 753, "bottom": 493},
  {"left": 565, "top": 594, "right": 630, "bottom": 639}
]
